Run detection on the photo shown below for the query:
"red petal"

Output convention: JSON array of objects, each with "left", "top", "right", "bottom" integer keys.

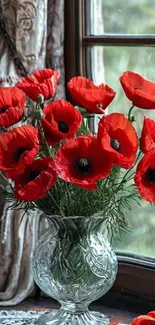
[
  {"left": 120, "top": 71, "right": 155, "bottom": 109},
  {"left": 17, "top": 69, "right": 59, "bottom": 101},
  {"left": 134, "top": 150, "right": 155, "bottom": 203},
  {"left": 14, "top": 157, "right": 57, "bottom": 201},
  {"left": 67, "top": 76, "right": 116, "bottom": 114},
  {"left": 0, "top": 87, "right": 26, "bottom": 127},
  {"left": 98, "top": 113, "right": 138, "bottom": 169},
  {"left": 54, "top": 136, "right": 113, "bottom": 188},
  {"left": 0, "top": 125, "right": 39, "bottom": 179},
  {"left": 132, "top": 315, "right": 155, "bottom": 325},
  {"left": 140, "top": 116, "right": 155, "bottom": 153},
  {"left": 42, "top": 100, "right": 82, "bottom": 145},
  {"left": 71, "top": 180, "right": 98, "bottom": 190},
  {"left": 148, "top": 312, "right": 155, "bottom": 319}
]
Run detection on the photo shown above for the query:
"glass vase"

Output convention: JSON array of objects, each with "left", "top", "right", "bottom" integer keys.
[{"left": 32, "top": 216, "right": 118, "bottom": 325}]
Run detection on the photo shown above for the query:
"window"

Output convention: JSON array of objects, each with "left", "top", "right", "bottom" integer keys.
[{"left": 65, "top": 0, "right": 155, "bottom": 305}]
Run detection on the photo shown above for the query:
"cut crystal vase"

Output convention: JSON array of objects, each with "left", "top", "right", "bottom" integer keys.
[{"left": 32, "top": 216, "right": 118, "bottom": 325}]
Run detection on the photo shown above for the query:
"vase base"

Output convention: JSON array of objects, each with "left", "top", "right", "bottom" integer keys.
[{"left": 35, "top": 309, "right": 109, "bottom": 325}]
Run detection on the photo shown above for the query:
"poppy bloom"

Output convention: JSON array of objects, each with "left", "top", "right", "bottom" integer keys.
[
  {"left": 0, "top": 125, "right": 40, "bottom": 179},
  {"left": 147, "top": 312, "right": 155, "bottom": 319},
  {"left": 17, "top": 69, "right": 59, "bottom": 101},
  {"left": 134, "top": 149, "right": 155, "bottom": 203},
  {"left": 97, "top": 113, "right": 138, "bottom": 169},
  {"left": 67, "top": 76, "right": 116, "bottom": 114},
  {"left": 0, "top": 87, "right": 26, "bottom": 128},
  {"left": 54, "top": 135, "right": 113, "bottom": 190},
  {"left": 42, "top": 100, "right": 82, "bottom": 145},
  {"left": 140, "top": 116, "right": 155, "bottom": 153},
  {"left": 120, "top": 71, "right": 155, "bottom": 109},
  {"left": 14, "top": 157, "right": 57, "bottom": 201},
  {"left": 132, "top": 313, "right": 155, "bottom": 325}
]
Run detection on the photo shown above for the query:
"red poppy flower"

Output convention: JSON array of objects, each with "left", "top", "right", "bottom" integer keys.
[
  {"left": 131, "top": 314, "right": 155, "bottom": 325},
  {"left": 0, "top": 125, "right": 40, "bottom": 179},
  {"left": 147, "top": 312, "right": 155, "bottom": 319},
  {"left": 120, "top": 71, "right": 155, "bottom": 109},
  {"left": 17, "top": 69, "right": 59, "bottom": 101},
  {"left": 42, "top": 100, "right": 82, "bottom": 145},
  {"left": 0, "top": 87, "right": 26, "bottom": 128},
  {"left": 67, "top": 76, "right": 116, "bottom": 114},
  {"left": 134, "top": 149, "right": 155, "bottom": 203},
  {"left": 14, "top": 157, "right": 57, "bottom": 201},
  {"left": 140, "top": 116, "right": 155, "bottom": 153},
  {"left": 54, "top": 135, "right": 113, "bottom": 190},
  {"left": 97, "top": 113, "right": 138, "bottom": 169}
]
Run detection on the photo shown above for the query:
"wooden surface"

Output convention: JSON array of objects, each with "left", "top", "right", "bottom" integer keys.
[{"left": 0, "top": 298, "right": 140, "bottom": 324}]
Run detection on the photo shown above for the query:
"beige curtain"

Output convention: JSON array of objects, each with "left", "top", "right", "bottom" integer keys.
[{"left": 0, "top": 0, "right": 65, "bottom": 305}]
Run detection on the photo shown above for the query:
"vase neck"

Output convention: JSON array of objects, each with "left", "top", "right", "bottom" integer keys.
[
  {"left": 46, "top": 215, "right": 108, "bottom": 239},
  {"left": 61, "top": 302, "right": 88, "bottom": 313}
]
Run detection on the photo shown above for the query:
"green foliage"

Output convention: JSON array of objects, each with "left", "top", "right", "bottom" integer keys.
[{"left": 0, "top": 164, "right": 141, "bottom": 241}]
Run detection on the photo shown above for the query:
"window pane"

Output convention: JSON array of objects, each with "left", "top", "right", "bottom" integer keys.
[
  {"left": 90, "top": 0, "right": 155, "bottom": 35},
  {"left": 115, "top": 202, "right": 155, "bottom": 257},
  {"left": 91, "top": 46, "right": 155, "bottom": 257},
  {"left": 91, "top": 46, "right": 155, "bottom": 133}
]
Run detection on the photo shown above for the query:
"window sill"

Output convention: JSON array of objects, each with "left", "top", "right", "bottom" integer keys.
[{"left": 0, "top": 298, "right": 139, "bottom": 324}]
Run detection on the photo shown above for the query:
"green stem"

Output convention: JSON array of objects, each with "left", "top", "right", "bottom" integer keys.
[
  {"left": 38, "top": 120, "right": 51, "bottom": 156},
  {"left": 48, "top": 190, "right": 63, "bottom": 216},
  {"left": 22, "top": 114, "right": 32, "bottom": 123},
  {"left": 116, "top": 169, "right": 132, "bottom": 192},
  {"left": 0, "top": 172, "right": 7, "bottom": 184},
  {"left": 134, "top": 150, "right": 142, "bottom": 165},
  {"left": 125, "top": 172, "right": 136, "bottom": 182},
  {"left": 116, "top": 150, "right": 141, "bottom": 191},
  {"left": 104, "top": 177, "right": 109, "bottom": 189},
  {"left": 35, "top": 99, "right": 51, "bottom": 157},
  {"left": 52, "top": 181, "right": 60, "bottom": 207},
  {"left": 85, "top": 117, "right": 90, "bottom": 131},
  {"left": 65, "top": 181, "right": 71, "bottom": 215},
  {"left": 128, "top": 105, "right": 135, "bottom": 122}
]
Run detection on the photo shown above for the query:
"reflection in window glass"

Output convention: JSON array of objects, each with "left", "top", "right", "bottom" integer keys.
[
  {"left": 91, "top": 46, "right": 155, "bottom": 257},
  {"left": 90, "top": 0, "right": 155, "bottom": 35}
]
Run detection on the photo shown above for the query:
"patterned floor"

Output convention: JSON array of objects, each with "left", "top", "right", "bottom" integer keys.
[{"left": 0, "top": 310, "right": 47, "bottom": 325}]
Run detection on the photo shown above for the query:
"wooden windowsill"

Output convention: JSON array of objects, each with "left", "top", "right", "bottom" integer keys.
[{"left": 0, "top": 298, "right": 139, "bottom": 324}]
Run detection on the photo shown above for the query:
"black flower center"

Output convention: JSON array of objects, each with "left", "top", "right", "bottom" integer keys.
[
  {"left": 14, "top": 148, "right": 29, "bottom": 162},
  {"left": 28, "top": 170, "right": 40, "bottom": 182},
  {"left": 110, "top": 139, "right": 120, "bottom": 151},
  {"left": 75, "top": 158, "right": 92, "bottom": 175},
  {"left": 0, "top": 105, "right": 9, "bottom": 114},
  {"left": 146, "top": 168, "right": 155, "bottom": 184},
  {"left": 58, "top": 121, "right": 69, "bottom": 133}
]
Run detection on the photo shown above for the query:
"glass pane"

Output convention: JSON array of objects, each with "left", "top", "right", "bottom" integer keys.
[
  {"left": 90, "top": 0, "right": 155, "bottom": 35},
  {"left": 115, "top": 202, "right": 155, "bottom": 257},
  {"left": 91, "top": 46, "right": 155, "bottom": 257}
]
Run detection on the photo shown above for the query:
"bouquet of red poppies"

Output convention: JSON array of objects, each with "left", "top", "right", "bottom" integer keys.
[{"left": 0, "top": 69, "right": 155, "bottom": 238}]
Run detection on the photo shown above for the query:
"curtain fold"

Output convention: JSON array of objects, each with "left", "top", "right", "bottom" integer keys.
[
  {"left": 0, "top": 0, "right": 65, "bottom": 305},
  {"left": 46, "top": 0, "right": 65, "bottom": 99},
  {"left": 0, "top": 210, "right": 43, "bottom": 305}
]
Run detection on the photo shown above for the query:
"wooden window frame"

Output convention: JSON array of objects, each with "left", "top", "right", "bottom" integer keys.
[
  {"left": 65, "top": 0, "right": 155, "bottom": 82},
  {"left": 65, "top": 0, "right": 155, "bottom": 310}
]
